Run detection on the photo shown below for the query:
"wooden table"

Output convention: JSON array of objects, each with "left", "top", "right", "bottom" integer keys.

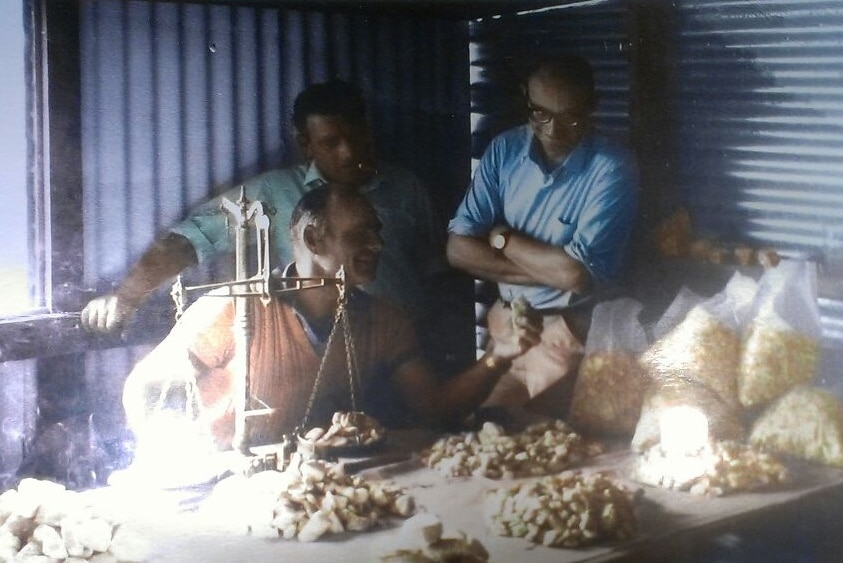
[{"left": 107, "top": 433, "right": 843, "bottom": 563}]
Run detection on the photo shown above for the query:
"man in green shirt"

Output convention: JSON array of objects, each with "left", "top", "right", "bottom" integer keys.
[{"left": 81, "top": 80, "right": 447, "bottom": 342}]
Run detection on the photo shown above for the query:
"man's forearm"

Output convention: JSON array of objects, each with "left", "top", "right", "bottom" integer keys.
[
  {"left": 503, "top": 233, "right": 591, "bottom": 295},
  {"left": 446, "top": 234, "right": 535, "bottom": 284},
  {"left": 116, "top": 233, "right": 198, "bottom": 306},
  {"left": 403, "top": 353, "right": 510, "bottom": 428}
]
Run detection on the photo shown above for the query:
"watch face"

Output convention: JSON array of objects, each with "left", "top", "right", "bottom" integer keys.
[{"left": 492, "top": 233, "right": 507, "bottom": 250}]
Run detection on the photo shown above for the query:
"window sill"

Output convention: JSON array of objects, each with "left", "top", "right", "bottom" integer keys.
[{"left": 0, "top": 308, "right": 174, "bottom": 363}]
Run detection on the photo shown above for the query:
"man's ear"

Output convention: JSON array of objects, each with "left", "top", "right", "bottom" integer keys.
[{"left": 303, "top": 225, "right": 322, "bottom": 254}]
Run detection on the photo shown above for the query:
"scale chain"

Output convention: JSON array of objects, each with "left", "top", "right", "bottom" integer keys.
[
  {"left": 299, "top": 295, "right": 347, "bottom": 430},
  {"left": 341, "top": 305, "right": 360, "bottom": 412}
]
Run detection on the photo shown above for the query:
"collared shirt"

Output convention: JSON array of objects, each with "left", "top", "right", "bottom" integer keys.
[
  {"left": 170, "top": 162, "right": 445, "bottom": 319},
  {"left": 448, "top": 126, "right": 639, "bottom": 310}
]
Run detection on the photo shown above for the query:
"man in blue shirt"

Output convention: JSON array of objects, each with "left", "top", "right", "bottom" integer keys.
[
  {"left": 81, "top": 80, "right": 446, "bottom": 339},
  {"left": 447, "top": 55, "right": 639, "bottom": 417}
]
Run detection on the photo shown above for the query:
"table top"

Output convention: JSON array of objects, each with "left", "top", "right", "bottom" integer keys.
[{"left": 105, "top": 431, "right": 843, "bottom": 563}]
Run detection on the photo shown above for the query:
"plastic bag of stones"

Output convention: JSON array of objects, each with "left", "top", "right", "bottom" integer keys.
[
  {"left": 0, "top": 477, "right": 148, "bottom": 562},
  {"left": 421, "top": 420, "right": 597, "bottom": 479},
  {"left": 639, "top": 271, "right": 758, "bottom": 412},
  {"left": 569, "top": 298, "right": 650, "bottom": 438},
  {"left": 738, "top": 260, "right": 822, "bottom": 409},
  {"left": 631, "top": 376, "right": 745, "bottom": 453},
  {"left": 750, "top": 385, "right": 843, "bottom": 469},
  {"left": 484, "top": 470, "right": 637, "bottom": 548}
]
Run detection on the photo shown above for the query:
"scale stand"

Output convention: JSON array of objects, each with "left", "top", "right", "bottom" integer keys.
[{"left": 168, "top": 188, "right": 353, "bottom": 463}]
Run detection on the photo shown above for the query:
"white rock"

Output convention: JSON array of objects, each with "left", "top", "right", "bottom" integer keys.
[
  {"left": 16, "top": 539, "right": 43, "bottom": 557},
  {"left": 61, "top": 521, "right": 94, "bottom": 558},
  {"left": 401, "top": 512, "right": 443, "bottom": 546},
  {"left": 0, "top": 543, "right": 18, "bottom": 561},
  {"left": 0, "top": 525, "right": 21, "bottom": 550},
  {"left": 35, "top": 490, "right": 86, "bottom": 527},
  {"left": 88, "top": 552, "right": 119, "bottom": 563},
  {"left": 73, "top": 517, "right": 113, "bottom": 553},
  {"left": 1, "top": 512, "right": 36, "bottom": 539},
  {"left": 297, "top": 511, "right": 332, "bottom": 542},
  {"left": 15, "top": 556, "right": 59, "bottom": 563},
  {"left": 0, "top": 489, "right": 20, "bottom": 521},
  {"left": 32, "top": 524, "right": 68, "bottom": 559},
  {"left": 107, "top": 526, "right": 150, "bottom": 562}
]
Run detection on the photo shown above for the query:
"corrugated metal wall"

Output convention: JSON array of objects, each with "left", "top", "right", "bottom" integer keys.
[
  {"left": 672, "top": 0, "right": 843, "bottom": 340},
  {"left": 80, "top": 1, "right": 470, "bottom": 282},
  {"left": 77, "top": 0, "right": 471, "bottom": 426}
]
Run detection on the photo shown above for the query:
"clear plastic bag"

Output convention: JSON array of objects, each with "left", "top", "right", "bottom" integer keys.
[
  {"left": 639, "top": 271, "right": 757, "bottom": 410},
  {"left": 631, "top": 377, "right": 746, "bottom": 453},
  {"left": 650, "top": 286, "right": 703, "bottom": 342},
  {"left": 632, "top": 272, "right": 757, "bottom": 451},
  {"left": 749, "top": 385, "right": 843, "bottom": 468},
  {"left": 738, "top": 260, "right": 822, "bottom": 408},
  {"left": 569, "top": 298, "right": 649, "bottom": 437}
]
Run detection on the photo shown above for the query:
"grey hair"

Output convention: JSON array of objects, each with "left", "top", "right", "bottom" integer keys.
[{"left": 289, "top": 183, "right": 368, "bottom": 245}]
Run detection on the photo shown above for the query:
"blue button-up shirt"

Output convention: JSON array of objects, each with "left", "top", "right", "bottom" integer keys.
[{"left": 449, "top": 126, "right": 639, "bottom": 309}]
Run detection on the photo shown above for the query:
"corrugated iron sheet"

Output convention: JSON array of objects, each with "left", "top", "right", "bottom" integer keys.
[
  {"left": 80, "top": 1, "right": 469, "bottom": 282},
  {"left": 674, "top": 0, "right": 843, "bottom": 253},
  {"left": 78, "top": 0, "right": 470, "bottom": 392}
]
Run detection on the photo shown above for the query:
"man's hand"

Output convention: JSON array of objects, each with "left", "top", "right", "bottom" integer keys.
[
  {"left": 486, "top": 298, "right": 542, "bottom": 363},
  {"left": 80, "top": 294, "right": 137, "bottom": 334},
  {"left": 80, "top": 233, "right": 199, "bottom": 334}
]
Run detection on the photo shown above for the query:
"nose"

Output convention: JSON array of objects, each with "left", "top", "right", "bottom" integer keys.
[
  {"left": 549, "top": 117, "right": 567, "bottom": 137},
  {"left": 337, "top": 138, "right": 356, "bottom": 163}
]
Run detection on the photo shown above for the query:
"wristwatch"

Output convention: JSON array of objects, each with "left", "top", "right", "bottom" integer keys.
[
  {"left": 483, "top": 353, "right": 511, "bottom": 371},
  {"left": 491, "top": 229, "right": 511, "bottom": 251}
]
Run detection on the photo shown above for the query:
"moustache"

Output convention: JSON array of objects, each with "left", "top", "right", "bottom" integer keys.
[{"left": 355, "top": 161, "right": 379, "bottom": 175}]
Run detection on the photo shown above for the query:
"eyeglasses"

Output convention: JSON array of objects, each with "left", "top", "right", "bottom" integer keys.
[{"left": 527, "top": 103, "right": 586, "bottom": 127}]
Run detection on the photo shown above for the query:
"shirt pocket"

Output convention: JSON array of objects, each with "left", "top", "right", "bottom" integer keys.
[{"left": 550, "top": 216, "right": 577, "bottom": 245}]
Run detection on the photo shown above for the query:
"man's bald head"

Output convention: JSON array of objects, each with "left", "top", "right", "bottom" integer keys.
[{"left": 290, "top": 184, "right": 383, "bottom": 285}]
